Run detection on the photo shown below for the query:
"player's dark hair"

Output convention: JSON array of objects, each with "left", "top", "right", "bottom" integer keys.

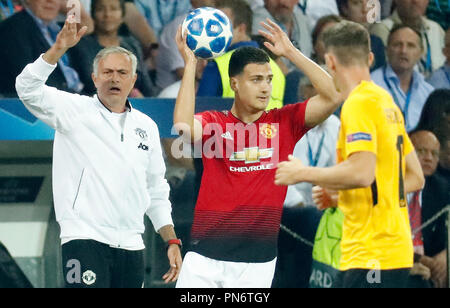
[
  {"left": 229, "top": 46, "right": 270, "bottom": 77},
  {"left": 387, "top": 24, "right": 424, "bottom": 50},
  {"left": 91, "top": 0, "right": 126, "bottom": 18},
  {"left": 216, "top": 0, "right": 253, "bottom": 35},
  {"left": 322, "top": 20, "right": 371, "bottom": 66}
]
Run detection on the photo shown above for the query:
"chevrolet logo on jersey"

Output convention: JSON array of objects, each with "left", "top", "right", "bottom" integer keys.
[{"left": 229, "top": 147, "right": 274, "bottom": 164}]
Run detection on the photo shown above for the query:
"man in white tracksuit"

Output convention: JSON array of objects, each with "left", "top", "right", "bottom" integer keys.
[{"left": 15, "top": 15, "right": 182, "bottom": 288}]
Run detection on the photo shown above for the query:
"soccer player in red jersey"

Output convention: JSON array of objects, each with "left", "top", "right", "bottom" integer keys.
[{"left": 173, "top": 19, "right": 342, "bottom": 288}]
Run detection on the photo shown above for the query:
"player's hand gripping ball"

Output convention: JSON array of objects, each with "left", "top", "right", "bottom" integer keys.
[{"left": 181, "top": 7, "right": 233, "bottom": 59}]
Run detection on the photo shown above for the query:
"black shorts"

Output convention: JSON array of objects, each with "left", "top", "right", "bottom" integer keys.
[
  {"left": 62, "top": 240, "right": 144, "bottom": 288},
  {"left": 336, "top": 268, "right": 411, "bottom": 288}
]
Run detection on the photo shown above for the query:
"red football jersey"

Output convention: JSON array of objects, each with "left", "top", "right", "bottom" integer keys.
[{"left": 191, "top": 101, "right": 310, "bottom": 262}]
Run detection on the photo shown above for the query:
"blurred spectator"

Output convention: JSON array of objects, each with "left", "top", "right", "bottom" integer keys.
[
  {"left": 421, "top": 89, "right": 450, "bottom": 185},
  {"left": 245, "top": 0, "right": 339, "bottom": 29},
  {"left": 427, "top": 27, "right": 450, "bottom": 89},
  {"left": 298, "top": 74, "right": 316, "bottom": 101},
  {"left": 311, "top": 15, "right": 343, "bottom": 65},
  {"left": 297, "top": 0, "right": 340, "bottom": 30},
  {"left": 158, "top": 59, "right": 207, "bottom": 98},
  {"left": 336, "top": 0, "right": 386, "bottom": 71},
  {"left": 0, "top": 0, "right": 84, "bottom": 97},
  {"left": 284, "top": 79, "right": 340, "bottom": 208},
  {"left": 0, "top": 0, "right": 23, "bottom": 20},
  {"left": 336, "top": 0, "right": 372, "bottom": 23},
  {"left": 134, "top": 0, "right": 192, "bottom": 38},
  {"left": 79, "top": 0, "right": 159, "bottom": 64},
  {"left": 197, "top": 0, "right": 285, "bottom": 110},
  {"left": 408, "top": 130, "right": 449, "bottom": 288},
  {"left": 70, "top": 0, "right": 155, "bottom": 97},
  {"left": 435, "top": 128, "right": 450, "bottom": 185},
  {"left": 252, "top": 0, "right": 313, "bottom": 61},
  {"left": 380, "top": 0, "right": 394, "bottom": 19},
  {"left": 408, "top": 130, "right": 440, "bottom": 256},
  {"left": 251, "top": 0, "right": 313, "bottom": 105},
  {"left": 426, "top": 0, "right": 450, "bottom": 30},
  {"left": 371, "top": 25, "right": 434, "bottom": 132},
  {"left": 370, "top": 0, "right": 446, "bottom": 76},
  {"left": 155, "top": 0, "right": 216, "bottom": 92},
  {"left": 282, "top": 15, "right": 342, "bottom": 104},
  {"left": 415, "top": 89, "right": 450, "bottom": 134},
  {"left": 245, "top": 0, "right": 263, "bottom": 10}
]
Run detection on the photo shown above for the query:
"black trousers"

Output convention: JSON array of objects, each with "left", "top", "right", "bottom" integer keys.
[
  {"left": 336, "top": 268, "right": 411, "bottom": 288},
  {"left": 62, "top": 240, "right": 144, "bottom": 288}
]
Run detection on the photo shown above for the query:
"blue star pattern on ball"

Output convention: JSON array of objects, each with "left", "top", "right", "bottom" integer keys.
[{"left": 182, "top": 7, "right": 233, "bottom": 59}]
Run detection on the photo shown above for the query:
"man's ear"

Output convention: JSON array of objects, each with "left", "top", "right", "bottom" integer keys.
[
  {"left": 368, "top": 51, "right": 375, "bottom": 68},
  {"left": 91, "top": 73, "right": 98, "bottom": 87},
  {"left": 324, "top": 53, "right": 336, "bottom": 73},
  {"left": 230, "top": 76, "right": 238, "bottom": 92}
]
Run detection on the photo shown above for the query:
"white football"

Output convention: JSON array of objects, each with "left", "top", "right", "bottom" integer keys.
[{"left": 181, "top": 7, "right": 233, "bottom": 59}]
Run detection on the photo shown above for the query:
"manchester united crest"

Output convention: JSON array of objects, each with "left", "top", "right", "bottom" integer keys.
[
  {"left": 260, "top": 124, "right": 277, "bottom": 139},
  {"left": 135, "top": 128, "right": 148, "bottom": 141}
]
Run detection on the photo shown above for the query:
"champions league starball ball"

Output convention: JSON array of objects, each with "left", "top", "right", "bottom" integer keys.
[{"left": 181, "top": 7, "right": 233, "bottom": 59}]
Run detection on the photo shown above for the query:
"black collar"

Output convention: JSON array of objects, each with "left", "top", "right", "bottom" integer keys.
[{"left": 97, "top": 95, "right": 132, "bottom": 113}]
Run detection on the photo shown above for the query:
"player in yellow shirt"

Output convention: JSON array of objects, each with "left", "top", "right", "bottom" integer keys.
[{"left": 275, "top": 21, "right": 425, "bottom": 288}]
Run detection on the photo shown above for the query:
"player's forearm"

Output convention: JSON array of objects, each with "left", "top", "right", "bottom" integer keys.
[
  {"left": 305, "top": 165, "right": 372, "bottom": 191},
  {"left": 302, "top": 154, "right": 376, "bottom": 190},
  {"left": 404, "top": 169, "right": 425, "bottom": 193},
  {"left": 173, "top": 60, "right": 197, "bottom": 140},
  {"left": 404, "top": 151, "right": 425, "bottom": 193},
  {"left": 285, "top": 48, "right": 338, "bottom": 103}
]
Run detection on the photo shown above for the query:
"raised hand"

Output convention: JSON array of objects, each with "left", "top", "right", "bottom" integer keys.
[
  {"left": 43, "top": 14, "right": 88, "bottom": 65},
  {"left": 258, "top": 18, "right": 296, "bottom": 58},
  {"left": 176, "top": 26, "right": 197, "bottom": 65},
  {"left": 55, "top": 14, "right": 88, "bottom": 50}
]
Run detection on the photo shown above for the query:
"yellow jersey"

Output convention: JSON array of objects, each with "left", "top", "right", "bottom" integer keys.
[{"left": 337, "top": 81, "right": 414, "bottom": 271}]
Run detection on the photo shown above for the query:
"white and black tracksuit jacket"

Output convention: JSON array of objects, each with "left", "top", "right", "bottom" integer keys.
[{"left": 15, "top": 55, "right": 173, "bottom": 250}]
